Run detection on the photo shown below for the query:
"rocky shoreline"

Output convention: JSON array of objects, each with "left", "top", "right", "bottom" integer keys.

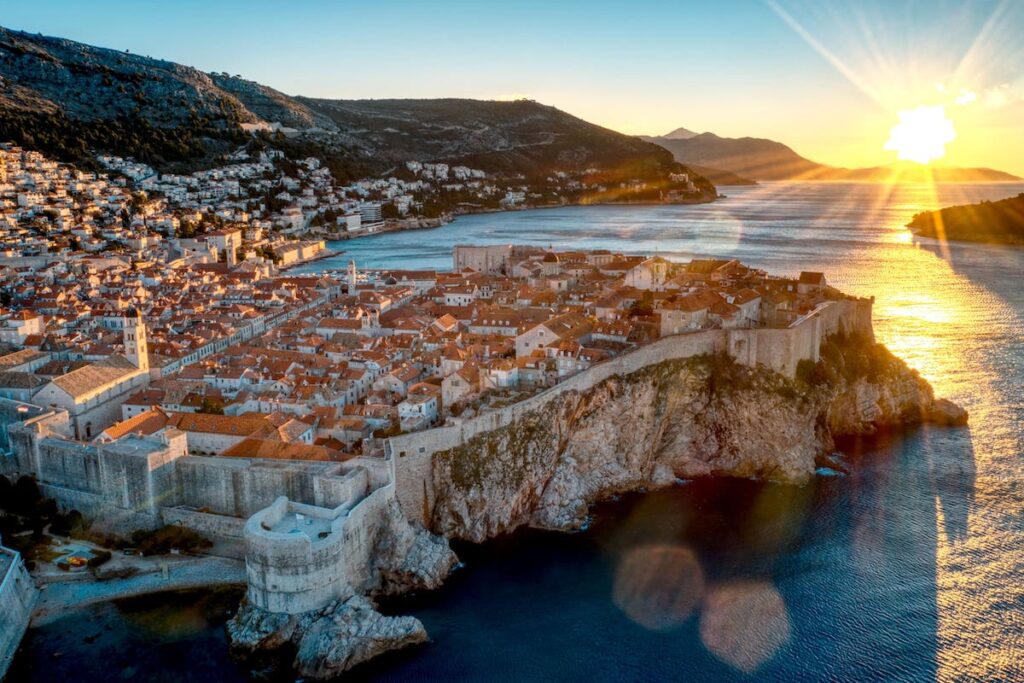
[
  {"left": 228, "top": 595, "right": 428, "bottom": 681},
  {"left": 224, "top": 337, "right": 965, "bottom": 679}
]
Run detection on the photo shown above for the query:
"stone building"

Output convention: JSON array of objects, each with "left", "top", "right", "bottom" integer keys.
[
  {"left": 244, "top": 497, "right": 355, "bottom": 614},
  {"left": 31, "top": 309, "right": 150, "bottom": 439},
  {"left": 452, "top": 244, "right": 512, "bottom": 274}
]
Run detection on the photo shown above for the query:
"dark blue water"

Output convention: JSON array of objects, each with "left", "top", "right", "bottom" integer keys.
[
  {"left": 7, "top": 588, "right": 247, "bottom": 683},
  {"left": 14, "top": 183, "right": 1024, "bottom": 681},
  {"left": 355, "top": 430, "right": 966, "bottom": 682}
]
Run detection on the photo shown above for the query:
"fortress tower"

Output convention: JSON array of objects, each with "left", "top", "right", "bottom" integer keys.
[{"left": 123, "top": 308, "right": 149, "bottom": 372}]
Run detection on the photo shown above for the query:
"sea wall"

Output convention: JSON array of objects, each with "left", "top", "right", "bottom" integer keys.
[
  {"left": 340, "top": 483, "right": 396, "bottom": 593},
  {"left": 241, "top": 480, "right": 400, "bottom": 615},
  {"left": 390, "top": 330, "right": 724, "bottom": 523},
  {"left": 0, "top": 547, "right": 37, "bottom": 680}
]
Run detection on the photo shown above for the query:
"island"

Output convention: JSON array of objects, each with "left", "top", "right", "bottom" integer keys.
[{"left": 907, "top": 193, "right": 1024, "bottom": 245}]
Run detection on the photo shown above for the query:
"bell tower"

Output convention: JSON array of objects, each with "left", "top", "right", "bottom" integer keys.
[
  {"left": 348, "top": 259, "right": 358, "bottom": 294},
  {"left": 123, "top": 308, "right": 149, "bottom": 372}
]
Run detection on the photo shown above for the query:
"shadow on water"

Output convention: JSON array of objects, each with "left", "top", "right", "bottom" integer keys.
[
  {"left": 350, "top": 425, "right": 975, "bottom": 682},
  {"left": 7, "top": 587, "right": 248, "bottom": 683}
]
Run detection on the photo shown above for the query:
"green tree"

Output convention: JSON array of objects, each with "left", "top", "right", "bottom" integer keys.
[{"left": 199, "top": 398, "right": 224, "bottom": 415}]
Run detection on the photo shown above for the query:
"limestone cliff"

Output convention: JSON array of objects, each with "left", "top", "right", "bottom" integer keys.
[
  {"left": 371, "top": 498, "right": 459, "bottom": 596},
  {"left": 430, "top": 336, "right": 966, "bottom": 542}
]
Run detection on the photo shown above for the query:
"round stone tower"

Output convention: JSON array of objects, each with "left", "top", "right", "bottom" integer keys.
[{"left": 243, "top": 497, "right": 352, "bottom": 615}]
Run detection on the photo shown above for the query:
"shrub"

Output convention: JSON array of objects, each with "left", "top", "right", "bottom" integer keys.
[
  {"left": 88, "top": 550, "right": 112, "bottom": 569},
  {"left": 796, "top": 359, "right": 833, "bottom": 387},
  {"left": 705, "top": 352, "right": 753, "bottom": 394},
  {"left": 130, "top": 525, "right": 212, "bottom": 556},
  {"left": 9, "top": 476, "right": 44, "bottom": 516}
]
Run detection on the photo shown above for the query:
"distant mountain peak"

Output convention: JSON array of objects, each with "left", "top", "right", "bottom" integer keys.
[
  {"left": 646, "top": 129, "right": 1020, "bottom": 183},
  {"left": 662, "top": 126, "right": 699, "bottom": 140}
]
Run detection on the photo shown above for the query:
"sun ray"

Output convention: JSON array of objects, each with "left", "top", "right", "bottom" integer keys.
[
  {"left": 762, "top": 0, "right": 887, "bottom": 108},
  {"left": 951, "top": 0, "right": 1018, "bottom": 88}
]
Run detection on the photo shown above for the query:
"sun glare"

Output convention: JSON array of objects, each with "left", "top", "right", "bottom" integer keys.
[{"left": 883, "top": 105, "right": 956, "bottom": 165}]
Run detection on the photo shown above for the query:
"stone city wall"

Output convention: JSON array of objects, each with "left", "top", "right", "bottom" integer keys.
[
  {"left": 389, "top": 299, "right": 872, "bottom": 522},
  {"left": 173, "top": 457, "right": 371, "bottom": 520},
  {"left": 242, "top": 480, "right": 397, "bottom": 615},
  {"left": 0, "top": 408, "right": 395, "bottom": 553},
  {"left": 0, "top": 547, "right": 37, "bottom": 680},
  {"left": 339, "top": 482, "right": 395, "bottom": 593},
  {"left": 0, "top": 399, "right": 47, "bottom": 455},
  {"left": 160, "top": 507, "right": 247, "bottom": 541}
]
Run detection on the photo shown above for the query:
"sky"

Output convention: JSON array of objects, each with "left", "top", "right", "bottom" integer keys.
[{"left": 4, "top": 0, "right": 1024, "bottom": 175}]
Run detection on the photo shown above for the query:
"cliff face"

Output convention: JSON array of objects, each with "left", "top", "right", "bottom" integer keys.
[
  {"left": 371, "top": 497, "right": 459, "bottom": 596},
  {"left": 430, "top": 341, "right": 965, "bottom": 542}
]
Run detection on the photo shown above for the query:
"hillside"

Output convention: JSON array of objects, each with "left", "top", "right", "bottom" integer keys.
[
  {"left": 645, "top": 130, "right": 1020, "bottom": 182},
  {"left": 907, "top": 193, "right": 1024, "bottom": 245},
  {"left": 294, "top": 97, "right": 688, "bottom": 180},
  {"left": 645, "top": 132, "right": 826, "bottom": 180},
  {"left": 0, "top": 26, "right": 707, "bottom": 192}
]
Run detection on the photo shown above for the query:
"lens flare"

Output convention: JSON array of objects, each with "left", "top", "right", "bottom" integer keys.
[
  {"left": 884, "top": 106, "right": 956, "bottom": 165},
  {"left": 700, "top": 581, "right": 791, "bottom": 673},
  {"left": 612, "top": 545, "right": 704, "bottom": 631}
]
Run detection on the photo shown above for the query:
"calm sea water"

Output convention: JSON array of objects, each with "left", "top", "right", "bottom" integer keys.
[{"left": 14, "top": 182, "right": 1024, "bottom": 682}]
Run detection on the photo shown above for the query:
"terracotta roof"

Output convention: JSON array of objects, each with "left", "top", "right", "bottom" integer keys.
[
  {"left": 0, "top": 349, "right": 47, "bottom": 367},
  {"left": 799, "top": 271, "right": 826, "bottom": 285},
  {"left": 166, "top": 411, "right": 275, "bottom": 436},
  {"left": 0, "top": 371, "right": 46, "bottom": 389},
  {"left": 101, "top": 407, "right": 170, "bottom": 440},
  {"left": 220, "top": 437, "right": 345, "bottom": 461}
]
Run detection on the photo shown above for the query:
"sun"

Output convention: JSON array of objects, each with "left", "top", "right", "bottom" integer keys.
[{"left": 883, "top": 105, "right": 956, "bottom": 165}]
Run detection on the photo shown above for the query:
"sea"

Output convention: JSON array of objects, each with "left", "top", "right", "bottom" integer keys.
[{"left": 10, "top": 182, "right": 1024, "bottom": 682}]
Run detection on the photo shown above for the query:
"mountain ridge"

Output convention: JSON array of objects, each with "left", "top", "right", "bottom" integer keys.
[
  {"left": 644, "top": 129, "right": 1021, "bottom": 182},
  {"left": 0, "top": 25, "right": 712, "bottom": 194}
]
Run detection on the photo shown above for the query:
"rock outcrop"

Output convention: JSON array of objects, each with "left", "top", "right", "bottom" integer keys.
[
  {"left": 226, "top": 496, "right": 456, "bottom": 680},
  {"left": 228, "top": 595, "right": 427, "bottom": 681},
  {"left": 372, "top": 498, "right": 459, "bottom": 596},
  {"left": 430, "top": 338, "right": 966, "bottom": 542}
]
